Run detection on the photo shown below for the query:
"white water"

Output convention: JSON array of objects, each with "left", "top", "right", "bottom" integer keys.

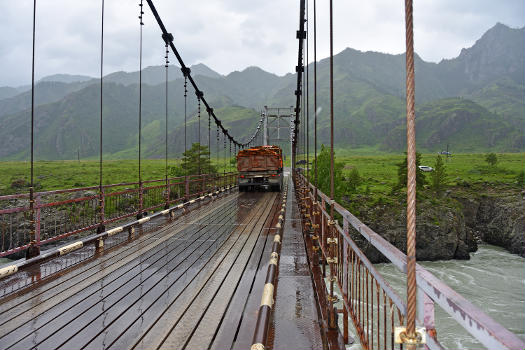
[{"left": 339, "top": 244, "right": 525, "bottom": 350}]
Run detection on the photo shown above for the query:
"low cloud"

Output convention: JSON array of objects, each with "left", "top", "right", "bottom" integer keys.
[{"left": 0, "top": 0, "right": 523, "bottom": 87}]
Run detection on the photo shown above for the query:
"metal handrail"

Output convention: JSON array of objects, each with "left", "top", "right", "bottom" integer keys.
[{"left": 296, "top": 171, "right": 525, "bottom": 350}]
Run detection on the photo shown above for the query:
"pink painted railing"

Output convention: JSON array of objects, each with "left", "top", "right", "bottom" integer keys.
[{"left": 0, "top": 173, "right": 237, "bottom": 258}]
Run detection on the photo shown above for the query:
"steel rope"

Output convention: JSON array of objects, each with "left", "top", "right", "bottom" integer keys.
[{"left": 404, "top": 0, "right": 417, "bottom": 343}]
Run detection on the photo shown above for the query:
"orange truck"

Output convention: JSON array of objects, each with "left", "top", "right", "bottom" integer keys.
[{"left": 237, "top": 145, "right": 283, "bottom": 192}]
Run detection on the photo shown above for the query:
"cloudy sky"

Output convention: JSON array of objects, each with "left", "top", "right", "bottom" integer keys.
[{"left": 1, "top": 0, "right": 523, "bottom": 87}]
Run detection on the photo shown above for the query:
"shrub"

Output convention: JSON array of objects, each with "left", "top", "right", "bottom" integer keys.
[
  {"left": 485, "top": 153, "right": 498, "bottom": 167},
  {"left": 516, "top": 170, "right": 525, "bottom": 187},
  {"left": 430, "top": 155, "right": 448, "bottom": 195}
]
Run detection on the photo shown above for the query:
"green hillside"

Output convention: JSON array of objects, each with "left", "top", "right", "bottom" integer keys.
[{"left": 0, "top": 23, "right": 523, "bottom": 160}]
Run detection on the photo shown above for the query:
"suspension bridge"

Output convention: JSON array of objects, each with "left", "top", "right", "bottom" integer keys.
[{"left": 0, "top": 1, "right": 523, "bottom": 350}]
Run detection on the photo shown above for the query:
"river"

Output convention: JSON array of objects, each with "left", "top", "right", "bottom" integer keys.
[{"left": 342, "top": 244, "right": 525, "bottom": 349}]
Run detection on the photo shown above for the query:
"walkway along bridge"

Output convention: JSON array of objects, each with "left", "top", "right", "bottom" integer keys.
[{"left": 0, "top": 1, "right": 524, "bottom": 349}]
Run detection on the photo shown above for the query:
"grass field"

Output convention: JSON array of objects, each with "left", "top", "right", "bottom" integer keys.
[
  {"left": 338, "top": 152, "right": 525, "bottom": 195},
  {"left": 0, "top": 158, "right": 237, "bottom": 195},
  {"left": 0, "top": 153, "right": 523, "bottom": 196}
]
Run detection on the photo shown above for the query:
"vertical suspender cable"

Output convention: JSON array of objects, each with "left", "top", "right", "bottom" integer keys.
[
  {"left": 197, "top": 96, "right": 201, "bottom": 174},
  {"left": 328, "top": 0, "right": 337, "bottom": 329},
  {"left": 138, "top": 0, "right": 144, "bottom": 218},
  {"left": 313, "top": 0, "right": 317, "bottom": 197},
  {"left": 329, "top": 0, "right": 334, "bottom": 219},
  {"left": 165, "top": 41, "right": 169, "bottom": 205},
  {"left": 404, "top": 0, "right": 417, "bottom": 345},
  {"left": 306, "top": 0, "right": 309, "bottom": 181},
  {"left": 27, "top": 0, "right": 39, "bottom": 258},
  {"left": 98, "top": 0, "right": 105, "bottom": 233},
  {"left": 184, "top": 75, "right": 188, "bottom": 174},
  {"left": 216, "top": 124, "right": 219, "bottom": 173}
]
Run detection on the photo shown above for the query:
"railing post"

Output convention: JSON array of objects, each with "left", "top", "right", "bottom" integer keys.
[
  {"left": 35, "top": 194, "right": 41, "bottom": 247},
  {"left": 138, "top": 181, "right": 144, "bottom": 219},
  {"left": 185, "top": 175, "right": 189, "bottom": 200},
  {"left": 417, "top": 288, "right": 436, "bottom": 349},
  {"left": 97, "top": 187, "right": 106, "bottom": 233},
  {"left": 165, "top": 178, "right": 170, "bottom": 209},
  {"left": 343, "top": 219, "right": 350, "bottom": 343}
]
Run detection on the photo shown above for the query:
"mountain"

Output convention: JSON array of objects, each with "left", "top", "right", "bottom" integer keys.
[
  {"left": 0, "top": 23, "right": 523, "bottom": 160},
  {"left": 104, "top": 63, "right": 222, "bottom": 86},
  {"left": 39, "top": 74, "right": 93, "bottom": 84},
  {"left": 382, "top": 98, "right": 524, "bottom": 152},
  {"left": 0, "top": 87, "right": 19, "bottom": 100}
]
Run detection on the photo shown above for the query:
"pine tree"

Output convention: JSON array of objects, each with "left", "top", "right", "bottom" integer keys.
[
  {"left": 396, "top": 152, "right": 426, "bottom": 190},
  {"left": 180, "top": 143, "right": 216, "bottom": 175},
  {"left": 430, "top": 155, "right": 448, "bottom": 195}
]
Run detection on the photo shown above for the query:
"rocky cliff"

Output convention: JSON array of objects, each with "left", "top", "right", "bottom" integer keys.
[
  {"left": 347, "top": 185, "right": 524, "bottom": 263},
  {"left": 454, "top": 186, "right": 525, "bottom": 257}
]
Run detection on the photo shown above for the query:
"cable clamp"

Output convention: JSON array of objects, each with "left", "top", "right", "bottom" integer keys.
[
  {"left": 326, "top": 257, "right": 338, "bottom": 264},
  {"left": 394, "top": 327, "right": 426, "bottom": 345},
  {"left": 327, "top": 237, "right": 338, "bottom": 245},
  {"left": 328, "top": 220, "right": 337, "bottom": 226},
  {"left": 327, "top": 294, "right": 338, "bottom": 303}
]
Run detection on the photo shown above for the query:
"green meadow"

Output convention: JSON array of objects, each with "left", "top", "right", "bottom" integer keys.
[{"left": 0, "top": 153, "right": 523, "bottom": 196}]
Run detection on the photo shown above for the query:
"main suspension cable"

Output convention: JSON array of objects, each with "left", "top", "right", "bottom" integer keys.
[{"left": 145, "top": 0, "right": 256, "bottom": 148}]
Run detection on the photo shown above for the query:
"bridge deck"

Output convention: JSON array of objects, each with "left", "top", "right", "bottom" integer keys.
[{"left": 0, "top": 190, "right": 286, "bottom": 350}]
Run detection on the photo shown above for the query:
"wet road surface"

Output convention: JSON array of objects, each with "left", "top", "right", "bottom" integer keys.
[
  {"left": 0, "top": 190, "right": 283, "bottom": 350},
  {"left": 269, "top": 180, "right": 324, "bottom": 350}
]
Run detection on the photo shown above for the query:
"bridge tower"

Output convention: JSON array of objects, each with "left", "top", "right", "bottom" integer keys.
[{"left": 262, "top": 106, "right": 294, "bottom": 158}]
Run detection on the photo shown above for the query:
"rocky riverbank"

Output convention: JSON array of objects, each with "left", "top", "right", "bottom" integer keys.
[
  {"left": 344, "top": 184, "right": 524, "bottom": 263},
  {"left": 454, "top": 184, "right": 525, "bottom": 257}
]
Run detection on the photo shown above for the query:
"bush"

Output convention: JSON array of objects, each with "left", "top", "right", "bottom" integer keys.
[
  {"left": 347, "top": 168, "right": 362, "bottom": 193},
  {"left": 395, "top": 152, "right": 426, "bottom": 190},
  {"left": 11, "top": 178, "right": 29, "bottom": 189},
  {"left": 430, "top": 155, "right": 448, "bottom": 195},
  {"left": 485, "top": 153, "right": 498, "bottom": 167},
  {"left": 516, "top": 170, "right": 525, "bottom": 187}
]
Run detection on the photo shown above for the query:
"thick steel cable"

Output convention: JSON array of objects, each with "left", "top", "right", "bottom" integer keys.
[
  {"left": 145, "top": 0, "right": 257, "bottom": 148},
  {"left": 28, "top": 0, "right": 37, "bottom": 257},
  {"left": 404, "top": 0, "right": 417, "bottom": 343},
  {"left": 98, "top": 0, "right": 105, "bottom": 233},
  {"left": 138, "top": 0, "right": 144, "bottom": 217}
]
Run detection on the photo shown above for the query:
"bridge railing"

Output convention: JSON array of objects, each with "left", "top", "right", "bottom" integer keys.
[
  {"left": 294, "top": 171, "right": 524, "bottom": 350},
  {"left": 0, "top": 172, "right": 237, "bottom": 258}
]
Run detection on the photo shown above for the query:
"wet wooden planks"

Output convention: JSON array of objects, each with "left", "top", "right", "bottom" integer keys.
[{"left": 0, "top": 191, "right": 281, "bottom": 350}]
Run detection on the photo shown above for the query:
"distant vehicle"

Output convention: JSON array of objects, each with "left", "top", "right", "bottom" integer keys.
[
  {"left": 418, "top": 165, "right": 434, "bottom": 172},
  {"left": 439, "top": 151, "right": 452, "bottom": 156},
  {"left": 237, "top": 145, "right": 283, "bottom": 192}
]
